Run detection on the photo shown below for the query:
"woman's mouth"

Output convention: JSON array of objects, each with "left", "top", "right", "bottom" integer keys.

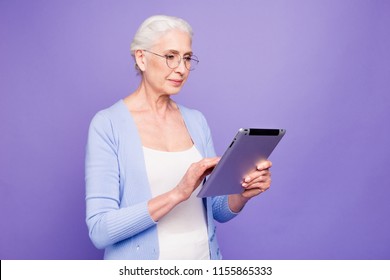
[{"left": 168, "top": 79, "right": 184, "bottom": 86}]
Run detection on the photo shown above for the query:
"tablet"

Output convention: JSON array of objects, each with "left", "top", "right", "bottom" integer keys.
[{"left": 197, "top": 128, "right": 286, "bottom": 197}]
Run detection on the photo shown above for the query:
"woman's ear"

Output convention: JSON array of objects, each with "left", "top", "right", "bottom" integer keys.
[{"left": 134, "top": 49, "right": 146, "bottom": 72}]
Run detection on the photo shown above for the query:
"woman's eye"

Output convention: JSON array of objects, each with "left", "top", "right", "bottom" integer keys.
[{"left": 165, "top": 54, "right": 176, "bottom": 60}]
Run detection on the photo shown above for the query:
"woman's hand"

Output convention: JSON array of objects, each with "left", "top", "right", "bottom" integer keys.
[
  {"left": 241, "top": 159, "right": 272, "bottom": 198},
  {"left": 174, "top": 157, "right": 220, "bottom": 202},
  {"left": 228, "top": 159, "right": 272, "bottom": 213},
  {"left": 148, "top": 157, "right": 220, "bottom": 222}
]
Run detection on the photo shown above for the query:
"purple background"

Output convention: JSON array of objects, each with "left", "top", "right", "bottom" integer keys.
[{"left": 1, "top": 0, "right": 389, "bottom": 260}]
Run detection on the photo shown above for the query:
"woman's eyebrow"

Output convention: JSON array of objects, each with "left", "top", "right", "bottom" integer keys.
[{"left": 165, "top": 49, "right": 193, "bottom": 55}]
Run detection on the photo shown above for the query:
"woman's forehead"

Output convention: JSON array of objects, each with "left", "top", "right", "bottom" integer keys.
[{"left": 153, "top": 29, "right": 192, "bottom": 52}]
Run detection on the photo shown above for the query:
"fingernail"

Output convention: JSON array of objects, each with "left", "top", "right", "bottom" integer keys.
[{"left": 245, "top": 176, "right": 250, "bottom": 183}]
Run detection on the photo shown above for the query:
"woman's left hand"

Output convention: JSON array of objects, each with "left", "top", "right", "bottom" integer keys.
[
  {"left": 240, "top": 159, "right": 272, "bottom": 199},
  {"left": 228, "top": 159, "right": 272, "bottom": 212}
]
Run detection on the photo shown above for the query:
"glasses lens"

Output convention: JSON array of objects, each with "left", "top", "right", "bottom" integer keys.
[
  {"left": 185, "top": 55, "right": 199, "bottom": 71},
  {"left": 166, "top": 53, "right": 180, "bottom": 69},
  {"left": 165, "top": 53, "right": 199, "bottom": 71}
]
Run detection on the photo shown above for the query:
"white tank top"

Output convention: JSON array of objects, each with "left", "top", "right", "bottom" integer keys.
[{"left": 143, "top": 145, "right": 210, "bottom": 260}]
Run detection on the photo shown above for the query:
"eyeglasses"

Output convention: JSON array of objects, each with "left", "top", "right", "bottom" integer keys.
[{"left": 143, "top": 50, "right": 199, "bottom": 71}]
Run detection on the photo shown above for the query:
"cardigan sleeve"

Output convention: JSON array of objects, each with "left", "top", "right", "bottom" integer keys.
[{"left": 85, "top": 112, "right": 156, "bottom": 249}]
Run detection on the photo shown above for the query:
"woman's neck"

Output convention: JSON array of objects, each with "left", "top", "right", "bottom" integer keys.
[{"left": 124, "top": 84, "right": 177, "bottom": 118}]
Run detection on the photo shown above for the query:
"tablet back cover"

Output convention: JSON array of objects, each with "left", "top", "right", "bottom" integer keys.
[{"left": 197, "top": 128, "right": 285, "bottom": 197}]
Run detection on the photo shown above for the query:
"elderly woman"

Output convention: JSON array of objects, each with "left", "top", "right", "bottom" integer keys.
[{"left": 85, "top": 15, "right": 272, "bottom": 260}]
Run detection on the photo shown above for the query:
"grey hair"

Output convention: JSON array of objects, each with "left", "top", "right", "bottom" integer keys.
[{"left": 130, "top": 15, "right": 193, "bottom": 73}]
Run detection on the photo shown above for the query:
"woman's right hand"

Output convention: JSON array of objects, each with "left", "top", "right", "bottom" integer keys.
[
  {"left": 174, "top": 157, "right": 220, "bottom": 202},
  {"left": 148, "top": 157, "right": 220, "bottom": 222}
]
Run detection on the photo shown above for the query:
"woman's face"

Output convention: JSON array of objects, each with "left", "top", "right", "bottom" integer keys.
[{"left": 141, "top": 29, "right": 193, "bottom": 96}]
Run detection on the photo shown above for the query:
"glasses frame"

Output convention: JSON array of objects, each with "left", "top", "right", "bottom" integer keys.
[{"left": 143, "top": 50, "right": 199, "bottom": 71}]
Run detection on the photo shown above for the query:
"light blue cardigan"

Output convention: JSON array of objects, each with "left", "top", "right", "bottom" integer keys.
[{"left": 85, "top": 100, "right": 237, "bottom": 259}]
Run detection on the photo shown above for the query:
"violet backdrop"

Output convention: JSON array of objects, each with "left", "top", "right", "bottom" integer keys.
[{"left": 1, "top": 0, "right": 389, "bottom": 259}]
